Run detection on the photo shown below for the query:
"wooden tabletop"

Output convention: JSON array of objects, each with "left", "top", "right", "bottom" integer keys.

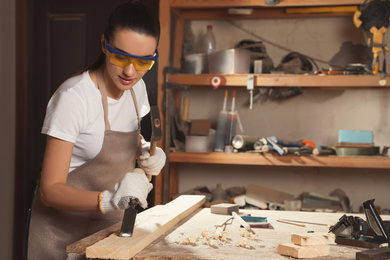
[{"left": 133, "top": 208, "right": 388, "bottom": 260}]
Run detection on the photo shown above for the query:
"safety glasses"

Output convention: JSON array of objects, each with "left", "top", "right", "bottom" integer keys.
[{"left": 105, "top": 39, "right": 158, "bottom": 70}]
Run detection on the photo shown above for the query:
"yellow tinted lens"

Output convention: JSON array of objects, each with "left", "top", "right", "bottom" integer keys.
[
  {"left": 133, "top": 59, "right": 154, "bottom": 70},
  {"left": 109, "top": 53, "right": 131, "bottom": 67},
  {"left": 108, "top": 52, "right": 155, "bottom": 70}
]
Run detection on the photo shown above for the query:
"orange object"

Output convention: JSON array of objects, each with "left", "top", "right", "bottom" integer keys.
[{"left": 302, "top": 140, "right": 315, "bottom": 149}]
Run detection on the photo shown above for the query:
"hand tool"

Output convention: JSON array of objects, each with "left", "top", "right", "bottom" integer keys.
[
  {"left": 119, "top": 197, "right": 139, "bottom": 237},
  {"left": 142, "top": 106, "right": 162, "bottom": 181},
  {"left": 353, "top": 0, "right": 390, "bottom": 81},
  {"left": 119, "top": 106, "right": 162, "bottom": 237},
  {"left": 312, "top": 148, "right": 336, "bottom": 156},
  {"left": 247, "top": 75, "right": 254, "bottom": 110},
  {"left": 329, "top": 199, "right": 390, "bottom": 251},
  {"left": 148, "top": 106, "right": 163, "bottom": 160},
  {"left": 265, "top": 136, "right": 285, "bottom": 155}
]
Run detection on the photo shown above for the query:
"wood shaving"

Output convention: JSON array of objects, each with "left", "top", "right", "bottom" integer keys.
[
  {"left": 236, "top": 237, "right": 252, "bottom": 249},
  {"left": 239, "top": 229, "right": 258, "bottom": 240},
  {"left": 175, "top": 227, "right": 260, "bottom": 250}
]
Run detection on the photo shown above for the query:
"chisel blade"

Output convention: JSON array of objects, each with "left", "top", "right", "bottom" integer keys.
[{"left": 119, "top": 200, "right": 138, "bottom": 237}]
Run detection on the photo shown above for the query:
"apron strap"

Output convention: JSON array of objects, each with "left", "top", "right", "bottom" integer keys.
[
  {"left": 96, "top": 66, "right": 141, "bottom": 130},
  {"left": 96, "top": 67, "right": 111, "bottom": 131},
  {"left": 130, "top": 88, "right": 141, "bottom": 128}
]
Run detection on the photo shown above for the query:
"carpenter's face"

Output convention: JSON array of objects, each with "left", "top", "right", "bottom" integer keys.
[{"left": 102, "top": 29, "right": 157, "bottom": 94}]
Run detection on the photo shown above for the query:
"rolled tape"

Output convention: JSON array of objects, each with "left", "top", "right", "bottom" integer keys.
[{"left": 210, "top": 76, "right": 222, "bottom": 88}]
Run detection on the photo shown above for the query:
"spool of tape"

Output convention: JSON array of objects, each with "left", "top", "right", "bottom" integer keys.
[{"left": 210, "top": 76, "right": 222, "bottom": 89}]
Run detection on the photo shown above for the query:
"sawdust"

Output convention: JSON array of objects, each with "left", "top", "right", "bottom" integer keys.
[{"left": 175, "top": 227, "right": 261, "bottom": 250}]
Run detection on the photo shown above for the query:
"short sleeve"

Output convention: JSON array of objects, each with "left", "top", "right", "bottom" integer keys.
[
  {"left": 41, "top": 88, "right": 87, "bottom": 143},
  {"left": 134, "top": 79, "right": 151, "bottom": 118}
]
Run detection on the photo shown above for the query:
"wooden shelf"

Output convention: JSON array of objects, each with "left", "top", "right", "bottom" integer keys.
[
  {"left": 170, "top": 0, "right": 364, "bottom": 9},
  {"left": 169, "top": 152, "right": 390, "bottom": 169},
  {"left": 168, "top": 74, "right": 390, "bottom": 89}
]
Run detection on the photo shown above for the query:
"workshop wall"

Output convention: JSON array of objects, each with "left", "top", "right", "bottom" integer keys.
[
  {"left": 178, "top": 16, "right": 390, "bottom": 213},
  {"left": 0, "top": 0, "right": 15, "bottom": 259}
]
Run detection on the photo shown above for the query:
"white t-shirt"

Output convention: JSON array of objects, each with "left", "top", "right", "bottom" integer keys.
[{"left": 42, "top": 70, "right": 150, "bottom": 172}]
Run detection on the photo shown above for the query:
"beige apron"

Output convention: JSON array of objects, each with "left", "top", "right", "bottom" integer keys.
[{"left": 27, "top": 67, "right": 141, "bottom": 259}]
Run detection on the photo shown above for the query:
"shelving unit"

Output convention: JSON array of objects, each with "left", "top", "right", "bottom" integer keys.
[
  {"left": 170, "top": 152, "right": 390, "bottom": 169},
  {"left": 156, "top": 0, "right": 390, "bottom": 204},
  {"left": 168, "top": 74, "right": 390, "bottom": 88}
]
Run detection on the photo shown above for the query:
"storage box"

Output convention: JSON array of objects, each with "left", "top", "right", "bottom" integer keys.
[
  {"left": 208, "top": 48, "right": 250, "bottom": 74},
  {"left": 338, "top": 129, "right": 373, "bottom": 144},
  {"left": 184, "top": 53, "right": 206, "bottom": 74},
  {"left": 185, "top": 129, "right": 216, "bottom": 153}
]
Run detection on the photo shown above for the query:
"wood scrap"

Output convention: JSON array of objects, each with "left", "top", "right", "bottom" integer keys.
[
  {"left": 210, "top": 203, "right": 239, "bottom": 215},
  {"left": 86, "top": 195, "right": 205, "bottom": 259},
  {"left": 277, "top": 243, "right": 330, "bottom": 258},
  {"left": 291, "top": 233, "right": 335, "bottom": 246},
  {"left": 245, "top": 183, "right": 294, "bottom": 209}
]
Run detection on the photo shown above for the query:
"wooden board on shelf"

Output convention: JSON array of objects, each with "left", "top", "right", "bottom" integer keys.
[
  {"left": 169, "top": 152, "right": 390, "bottom": 169},
  {"left": 168, "top": 74, "right": 390, "bottom": 89},
  {"left": 169, "top": 0, "right": 365, "bottom": 8}
]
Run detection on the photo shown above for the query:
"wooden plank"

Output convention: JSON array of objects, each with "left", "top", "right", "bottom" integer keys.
[
  {"left": 291, "top": 233, "right": 335, "bottom": 246},
  {"left": 277, "top": 243, "right": 330, "bottom": 258},
  {"left": 86, "top": 195, "right": 206, "bottom": 259},
  {"left": 67, "top": 223, "right": 121, "bottom": 259}
]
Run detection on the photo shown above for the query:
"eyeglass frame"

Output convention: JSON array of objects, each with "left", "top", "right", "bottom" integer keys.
[{"left": 105, "top": 38, "right": 159, "bottom": 65}]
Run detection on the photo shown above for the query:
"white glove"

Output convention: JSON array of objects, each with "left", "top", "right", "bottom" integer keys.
[
  {"left": 99, "top": 171, "right": 153, "bottom": 214},
  {"left": 138, "top": 142, "right": 166, "bottom": 176}
]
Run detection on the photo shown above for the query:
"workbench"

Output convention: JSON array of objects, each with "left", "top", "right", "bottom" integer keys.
[
  {"left": 68, "top": 197, "right": 390, "bottom": 259},
  {"left": 133, "top": 208, "right": 374, "bottom": 260}
]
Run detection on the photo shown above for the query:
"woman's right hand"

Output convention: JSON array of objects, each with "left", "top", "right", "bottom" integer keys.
[{"left": 99, "top": 170, "right": 153, "bottom": 214}]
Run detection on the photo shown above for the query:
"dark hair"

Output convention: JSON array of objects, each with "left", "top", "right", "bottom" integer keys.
[{"left": 82, "top": 0, "right": 160, "bottom": 72}]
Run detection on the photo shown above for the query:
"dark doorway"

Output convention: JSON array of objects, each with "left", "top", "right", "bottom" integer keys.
[{"left": 14, "top": 0, "right": 159, "bottom": 259}]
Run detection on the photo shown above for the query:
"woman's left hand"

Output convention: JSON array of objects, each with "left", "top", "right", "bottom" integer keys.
[{"left": 137, "top": 142, "right": 166, "bottom": 176}]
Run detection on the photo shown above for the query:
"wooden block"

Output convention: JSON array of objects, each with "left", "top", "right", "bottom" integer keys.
[
  {"left": 291, "top": 233, "right": 335, "bottom": 246},
  {"left": 86, "top": 195, "right": 205, "bottom": 259},
  {"left": 277, "top": 243, "right": 330, "bottom": 258},
  {"left": 210, "top": 203, "right": 239, "bottom": 215}
]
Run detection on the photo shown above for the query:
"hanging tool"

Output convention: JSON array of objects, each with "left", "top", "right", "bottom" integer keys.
[
  {"left": 119, "top": 106, "right": 162, "bottom": 237},
  {"left": 353, "top": 0, "right": 390, "bottom": 83},
  {"left": 247, "top": 75, "right": 254, "bottom": 110}
]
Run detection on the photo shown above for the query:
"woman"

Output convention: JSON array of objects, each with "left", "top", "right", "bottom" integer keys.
[{"left": 26, "top": 1, "right": 165, "bottom": 259}]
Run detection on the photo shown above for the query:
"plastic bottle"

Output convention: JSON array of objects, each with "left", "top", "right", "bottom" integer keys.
[
  {"left": 202, "top": 25, "right": 216, "bottom": 55},
  {"left": 182, "top": 21, "right": 195, "bottom": 58}
]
